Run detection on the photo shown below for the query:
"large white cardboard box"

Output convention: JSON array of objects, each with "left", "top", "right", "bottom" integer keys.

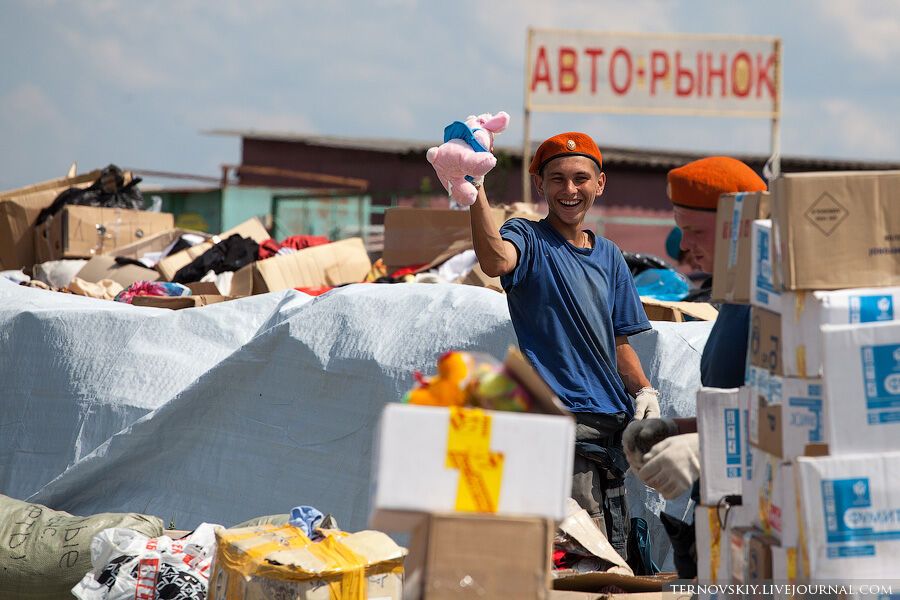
[
  {"left": 783, "top": 287, "right": 900, "bottom": 378},
  {"left": 697, "top": 387, "right": 743, "bottom": 505},
  {"left": 822, "top": 320, "right": 900, "bottom": 455},
  {"left": 796, "top": 452, "right": 900, "bottom": 579},
  {"left": 750, "top": 219, "right": 782, "bottom": 314},
  {"left": 696, "top": 504, "right": 753, "bottom": 584},
  {"left": 370, "top": 404, "right": 575, "bottom": 522}
]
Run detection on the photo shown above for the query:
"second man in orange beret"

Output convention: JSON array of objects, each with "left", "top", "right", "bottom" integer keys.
[{"left": 468, "top": 131, "right": 656, "bottom": 561}]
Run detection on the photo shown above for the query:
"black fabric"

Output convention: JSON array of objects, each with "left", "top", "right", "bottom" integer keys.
[
  {"left": 701, "top": 303, "right": 751, "bottom": 387},
  {"left": 626, "top": 517, "right": 661, "bottom": 576},
  {"left": 622, "top": 252, "right": 671, "bottom": 277},
  {"left": 165, "top": 237, "right": 193, "bottom": 257},
  {"left": 171, "top": 234, "right": 259, "bottom": 284},
  {"left": 35, "top": 165, "right": 144, "bottom": 226},
  {"left": 683, "top": 274, "right": 713, "bottom": 303},
  {"left": 659, "top": 511, "right": 697, "bottom": 579},
  {"left": 113, "top": 256, "right": 148, "bottom": 268}
]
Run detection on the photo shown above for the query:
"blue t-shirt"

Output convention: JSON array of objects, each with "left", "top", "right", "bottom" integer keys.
[
  {"left": 500, "top": 218, "right": 651, "bottom": 415},
  {"left": 700, "top": 303, "right": 751, "bottom": 388}
]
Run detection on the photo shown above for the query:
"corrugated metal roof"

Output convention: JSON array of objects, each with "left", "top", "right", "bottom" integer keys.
[{"left": 206, "top": 129, "right": 900, "bottom": 171}]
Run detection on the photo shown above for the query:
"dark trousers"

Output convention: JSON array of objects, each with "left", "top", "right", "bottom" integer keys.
[{"left": 571, "top": 411, "right": 631, "bottom": 561}]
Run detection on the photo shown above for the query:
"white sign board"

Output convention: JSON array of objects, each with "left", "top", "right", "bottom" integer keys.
[{"left": 526, "top": 29, "right": 780, "bottom": 118}]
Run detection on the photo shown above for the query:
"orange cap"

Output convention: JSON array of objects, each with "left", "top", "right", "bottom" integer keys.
[
  {"left": 667, "top": 157, "right": 766, "bottom": 211},
  {"left": 529, "top": 132, "right": 602, "bottom": 175}
]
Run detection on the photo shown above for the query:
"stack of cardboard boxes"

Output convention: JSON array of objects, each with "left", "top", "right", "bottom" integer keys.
[
  {"left": 0, "top": 170, "right": 376, "bottom": 306},
  {"left": 697, "top": 171, "right": 900, "bottom": 582},
  {"left": 368, "top": 350, "right": 576, "bottom": 599}
]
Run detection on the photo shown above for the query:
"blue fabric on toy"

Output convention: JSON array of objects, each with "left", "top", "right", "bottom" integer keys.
[
  {"left": 289, "top": 505, "right": 325, "bottom": 539},
  {"left": 443, "top": 121, "right": 489, "bottom": 153}
]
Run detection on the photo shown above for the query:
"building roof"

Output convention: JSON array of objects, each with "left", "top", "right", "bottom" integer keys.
[{"left": 207, "top": 129, "right": 900, "bottom": 172}]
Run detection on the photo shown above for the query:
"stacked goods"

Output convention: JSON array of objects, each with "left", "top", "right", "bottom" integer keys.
[
  {"left": 700, "top": 170, "right": 900, "bottom": 582},
  {"left": 772, "top": 171, "right": 900, "bottom": 581},
  {"left": 370, "top": 349, "right": 577, "bottom": 598}
]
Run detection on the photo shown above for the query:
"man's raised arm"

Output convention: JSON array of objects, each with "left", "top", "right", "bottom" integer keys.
[{"left": 469, "top": 186, "right": 519, "bottom": 278}]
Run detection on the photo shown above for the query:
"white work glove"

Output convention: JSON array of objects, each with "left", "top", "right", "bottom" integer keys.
[
  {"left": 636, "top": 432, "right": 700, "bottom": 500},
  {"left": 622, "top": 418, "right": 678, "bottom": 471},
  {"left": 633, "top": 387, "right": 660, "bottom": 420}
]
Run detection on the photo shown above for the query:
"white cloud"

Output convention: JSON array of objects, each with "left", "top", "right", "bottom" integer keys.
[
  {"left": 199, "top": 106, "right": 318, "bottom": 134},
  {"left": 58, "top": 28, "right": 170, "bottom": 90},
  {"left": 820, "top": 98, "right": 897, "bottom": 157},
  {"left": 819, "top": 1, "right": 900, "bottom": 63}
]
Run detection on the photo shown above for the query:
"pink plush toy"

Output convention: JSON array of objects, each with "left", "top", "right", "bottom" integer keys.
[{"left": 425, "top": 111, "right": 510, "bottom": 207}]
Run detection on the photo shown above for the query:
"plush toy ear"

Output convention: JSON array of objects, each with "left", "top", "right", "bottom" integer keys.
[{"left": 482, "top": 111, "right": 510, "bottom": 133}]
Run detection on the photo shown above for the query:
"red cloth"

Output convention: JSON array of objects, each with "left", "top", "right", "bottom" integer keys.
[
  {"left": 258, "top": 235, "right": 331, "bottom": 260},
  {"left": 390, "top": 264, "right": 428, "bottom": 278},
  {"left": 295, "top": 286, "right": 333, "bottom": 296}
]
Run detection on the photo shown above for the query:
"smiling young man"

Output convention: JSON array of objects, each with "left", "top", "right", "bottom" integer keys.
[{"left": 468, "top": 132, "right": 657, "bottom": 560}]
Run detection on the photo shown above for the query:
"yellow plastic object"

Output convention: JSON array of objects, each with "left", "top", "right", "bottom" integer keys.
[
  {"left": 406, "top": 352, "right": 470, "bottom": 407},
  {"left": 445, "top": 407, "right": 505, "bottom": 512}
]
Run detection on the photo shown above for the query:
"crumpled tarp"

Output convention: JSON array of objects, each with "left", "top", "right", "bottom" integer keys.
[{"left": 0, "top": 278, "right": 711, "bottom": 570}]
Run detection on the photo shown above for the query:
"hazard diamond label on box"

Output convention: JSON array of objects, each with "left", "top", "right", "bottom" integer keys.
[{"left": 805, "top": 193, "right": 849, "bottom": 236}]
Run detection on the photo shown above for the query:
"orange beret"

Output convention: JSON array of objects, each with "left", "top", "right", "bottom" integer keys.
[
  {"left": 529, "top": 132, "right": 602, "bottom": 175},
  {"left": 667, "top": 157, "right": 766, "bottom": 211}
]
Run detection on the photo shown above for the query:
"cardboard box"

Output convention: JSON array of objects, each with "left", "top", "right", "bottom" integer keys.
[
  {"left": 641, "top": 298, "right": 719, "bottom": 322},
  {"left": 34, "top": 206, "right": 174, "bottom": 263},
  {"left": 745, "top": 531, "right": 778, "bottom": 581},
  {"left": 696, "top": 504, "right": 753, "bottom": 584},
  {"left": 75, "top": 255, "right": 160, "bottom": 287},
  {"left": 382, "top": 207, "right": 539, "bottom": 271},
  {"left": 796, "top": 452, "right": 900, "bottom": 578},
  {"left": 754, "top": 377, "right": 824, "bottom": 461},
  {"left": 231, "top": 237, "right": 371, "bottom": 295},
  {"left": 404, "top": 513, "right": 552, "bottom": 600},
  {"left": 748, "top": 307, "right": 783, "bottom": 375},
  {"left": 744, "top": 448, "right": 798, "bottom": 547},
  {"left": 0, "top": 170, "right": 100, "bottom": 270},
  {"left": 821, "top": 320, "right": 900, "bottom": 455},
  {"left": 744, "top": 370, "right": 767, "bottom": 446},
  {"left": 771, "top": 545, "right": 799, "bottom": 584},
  {"left": 773, "top": 170, "right": 900, "bottom": 290},
  {"left": 749, "top": 220, "right": 782, "bottom": 314},
  {"left": 459, "top": 262, "right": 502, "bottom": 292},
  {"left": 107, "top": 227, "right": 210, "bottom": 262},
  {"left": 697, "top": 387, "right": 744, "bottom": 505},
  {"left": 782, "top": 287, "right": 900, "bottom": 378},
  {"left": 208, "top": 524, "right": 405, "bottom": 600},
  {"left": 156, "top": 217, "right": 270, "bottom": 281},
  {"left": 370, "top": 403, "right": 574, "bottom": 522},
  {"left": 131, "top": 295, "right": 231, "bottom": 310},
  {"left": 712, "top": 191, "right": 770, "bottom": 304}
]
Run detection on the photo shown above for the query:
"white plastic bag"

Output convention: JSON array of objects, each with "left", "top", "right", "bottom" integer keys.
[{"left": 72, "top": 523, "right": 221, "bottom": 600}]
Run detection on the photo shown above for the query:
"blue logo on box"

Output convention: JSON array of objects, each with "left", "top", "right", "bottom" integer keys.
[
  {"left": 724, "top": 408, "right": 741, "bottom": 478},
  {"left": 822, "top": 477, "right": 900, "bottom": 553},
  {"left": 789, "top": 396, "right": 822, "bottom": 442},
  {"left": 755, "top": 227, "right": 776, "bottom": 295},
  {"left": 860, "top": 344, "right": 900, "bottom": 419},
  {"left": 850, "top": 295, "right": 894, "bottom": 324}
]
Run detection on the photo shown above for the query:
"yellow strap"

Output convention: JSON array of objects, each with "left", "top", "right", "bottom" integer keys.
[
  {"left": 446, "top": 407, "right": 504, "bottom": 512},
  {"left": 787, "top": 547, "right": 797, "bottom": 582},
  {"left": 709, "top": 509, "right": 721, "bottom": 582},
  {"left": 217, "top": 525, "right": 369, "bottom": 600},
  {"left": 794, "top": 292, "right": 807, "bottom": 377}
]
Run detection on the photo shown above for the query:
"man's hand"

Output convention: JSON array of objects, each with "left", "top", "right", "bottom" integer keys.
[
  {"left": 623, "top": 418, "right": 678, "bottom": 471},
  {"left": 633, "top": 387, "right": 660, "bottom": 420},
  {"left": 636, "top": 433, "right": 700, "bottom": 499}
]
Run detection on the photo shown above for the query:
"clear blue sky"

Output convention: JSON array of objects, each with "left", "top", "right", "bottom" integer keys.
[{"left": 1, "top": 1, "right": 898, "bottom": 189}]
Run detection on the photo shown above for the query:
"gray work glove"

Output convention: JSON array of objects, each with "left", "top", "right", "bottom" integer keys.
[{"left": 637, "top": 432, "right": 700, "bottom": 499}]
